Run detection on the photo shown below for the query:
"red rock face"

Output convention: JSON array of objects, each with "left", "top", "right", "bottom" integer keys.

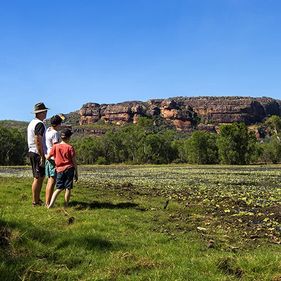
[
  {"left": 79, "top": 97, "right": 281, "bottom": 131},
  {"left": 172, "top": 119, "right": 193, "bottom": 131},
  {"left": 133, "top": 114, "right": 141, "bottom": 124},
  {"left": 79, "top": 103, "right": 101, "bottom": 125},
  {"left": 161, "top": 108, "right": 179, "bottom": 119},
  {"left": 101, "top": 113, "right": 131, "bottom": 125},
  {"left": 80, "top": 115, "right": 99, "bottom": 125},
  {"left": 185, "top": 97, "right": 267, "bottom": 124},
  {"left": 102, "top": 104, "right": 131, "bottom": 124}
]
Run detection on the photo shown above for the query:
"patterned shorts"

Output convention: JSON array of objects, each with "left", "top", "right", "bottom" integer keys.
[{"left": 45, "top": 159, "right": 56, "bottom": 178}]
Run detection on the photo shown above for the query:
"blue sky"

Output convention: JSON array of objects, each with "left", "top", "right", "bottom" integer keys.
[{"left": 1, "top": 0, "right": 281, "bottom": 121}]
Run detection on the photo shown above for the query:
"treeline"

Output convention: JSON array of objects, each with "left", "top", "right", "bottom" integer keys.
[
  {"left": 72, "top": 116, "right": 281, "bottom": 165},
  {"left": 0, "top": 126, "right": 27, "bottom": 165},
  {"left": 1, "top": 116, "right": 281, "bottom": 166}
]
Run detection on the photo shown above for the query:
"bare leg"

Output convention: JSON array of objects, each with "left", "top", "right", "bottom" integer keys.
[
  {"left": 45, "top": 177, "right": 56, "bottom": 206},
  {"left": 64, "top": 189, "right": 71, "bottom": 207},
  {"left": 48, "top": 189, "right": 63, "bottom": 208},
  {"left": 32, "top": 176, "right": 44, "bottom": 204}
]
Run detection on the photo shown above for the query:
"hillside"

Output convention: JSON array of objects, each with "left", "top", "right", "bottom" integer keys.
[
  {"left": 0, "top": 120, "right": 29, "bottom": 134},
  {"left": 1, "top": 96, "right": 281, "bottom": 135},
  {"left": 78, "top": 96, "right": 281, "bottom": 132}
]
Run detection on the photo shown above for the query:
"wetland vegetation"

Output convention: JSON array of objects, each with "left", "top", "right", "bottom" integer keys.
[{"left": 0, "top": 165, "right": 280, "bottom": 280}]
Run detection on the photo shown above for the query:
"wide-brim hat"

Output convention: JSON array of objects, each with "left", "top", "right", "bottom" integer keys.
[{"left": 33, "top": 102, "right": 49, "bottom": 113}]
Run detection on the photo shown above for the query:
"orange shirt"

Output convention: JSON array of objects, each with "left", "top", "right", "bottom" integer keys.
[{"left": 49, "top": 142, "right": 75, "bottom": 173}]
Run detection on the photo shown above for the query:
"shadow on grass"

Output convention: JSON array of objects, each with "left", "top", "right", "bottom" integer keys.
[
  {"left": 56, "top": 235, "right": 123, "bottom": 252},
  {"left": 0, "top": 219, "right": 11, "bottom": 248},
  {"left": 70, "top": 200, "right": 146, "bottom": 211},
  {"left": 1, "top": 218, "right": 56, "bottom": 245},
  {"left": 0, "top": 218, "right": 58, "bottom": 281}
]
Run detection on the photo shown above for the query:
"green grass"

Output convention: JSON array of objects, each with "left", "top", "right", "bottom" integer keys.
[{"left": 0, "top": 165, "right": 280, "bottom": 280}]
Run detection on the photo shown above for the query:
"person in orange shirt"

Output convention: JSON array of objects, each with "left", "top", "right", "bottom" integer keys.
[{"left": 47, "top": 128, "right": 78, "bottom": 208}]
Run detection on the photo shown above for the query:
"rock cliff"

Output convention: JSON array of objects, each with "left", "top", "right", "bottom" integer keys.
[{"left": 79, "top": 96, "right": 281, "bottom": 131}]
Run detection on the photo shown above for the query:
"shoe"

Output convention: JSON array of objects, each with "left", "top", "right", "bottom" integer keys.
[{"left": 32, "top": 199, "right": 44, "bottom": 207}]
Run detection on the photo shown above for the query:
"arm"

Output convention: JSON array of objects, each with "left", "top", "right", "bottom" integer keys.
[
  {"left": 46, "top": 146, "right": 55, "bottom": 161},
  {"left": 45, "top": 152, "right": 51, "bottom": 161},
  {"left": 34, "top": 123, "right": 46, "bottom": 166},
  {"left": 35, "top": 134, "right": 45, "bottom": 167},
  {"left": 35, "top": 134, "right": 45, "bottom": 158}
]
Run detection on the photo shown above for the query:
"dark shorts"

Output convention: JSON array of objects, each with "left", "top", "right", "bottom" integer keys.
[
  {"left": 28, "top": 152, "right": 45, "bottom": 178},
  {"left": 56, "top": 167, "right": 75, "bottom": 190}
]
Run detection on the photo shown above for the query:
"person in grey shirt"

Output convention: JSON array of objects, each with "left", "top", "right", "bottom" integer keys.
[{"left": 45, "top": 114, "right": 63, "bottom": 207}]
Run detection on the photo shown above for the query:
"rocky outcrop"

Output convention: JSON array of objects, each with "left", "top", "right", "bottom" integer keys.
[
  {"left": 80, "top": 99, "right": 197, "bottom": 131},
  {"left": 79, "top": 103, "right": 101, "bottom": 125},
  {"left": 256, "top": 97, "right": 280, "bottom": 116},
  {"left": 79, "top": 96, "right": 281, "bottom": 131},
  {"left": 180, "top": 97, "right": 267, "bottom": 124}
]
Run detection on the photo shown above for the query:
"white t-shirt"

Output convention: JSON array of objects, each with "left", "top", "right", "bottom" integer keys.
[
  {"left": 45, "top": 127, "right": 60, "bottom": 155},
  {"left": 27, "top": 118, "right": 47, "bottom": 154}
]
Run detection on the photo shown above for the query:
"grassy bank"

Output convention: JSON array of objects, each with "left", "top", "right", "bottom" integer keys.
[{"left": 0, "top": 165, "right": 280, "bottom": 280}]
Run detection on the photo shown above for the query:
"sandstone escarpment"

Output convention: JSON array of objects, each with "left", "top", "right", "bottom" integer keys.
[
  {"left": 180, "top": 97, "right": 266, "bottom": 124},
  {"left": 79, "top": 96, "right": 281, "bottom": 131}
]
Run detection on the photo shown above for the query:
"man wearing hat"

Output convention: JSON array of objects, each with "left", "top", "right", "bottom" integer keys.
[{"left": 27, "top": 102, "right": 49, "bottom": 206}]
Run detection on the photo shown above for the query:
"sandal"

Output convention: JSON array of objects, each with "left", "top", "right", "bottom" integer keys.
[{"left": 32, "top": 199, "right": 44, "bottom": 207}]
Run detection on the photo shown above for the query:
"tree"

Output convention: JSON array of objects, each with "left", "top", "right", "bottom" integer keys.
[
  {"left": 245, "top": 131, "right": 263, "bottom": 163},
  {"left": 217, "top": 123, "right": 255, "bottom": 165},
  {"left": 119, "top": 125, "right": 146, "bottom": 163},
  {"left": 102, "top": 130, "right": 126, "bottom": 163},
  {"left": 259, "top": 136, "right": 281, "bottom": 164},
  {"left": 265, "top": 115, "right": 281, "bottom": 135},
  {"left": 171, "top": 139, "right": 186, "bottom": 163},
  {"left": 73, "top": 137, "right": 104, "bottom": 164},
  {"left": 0, "top": 126, "right": 27, "bottom": 165},
  {"left": 184, "top": 131, "right": 218, "bottom": 164},
  {"left": 140, "top": 133, "right": 174, "bottom": 164}
]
